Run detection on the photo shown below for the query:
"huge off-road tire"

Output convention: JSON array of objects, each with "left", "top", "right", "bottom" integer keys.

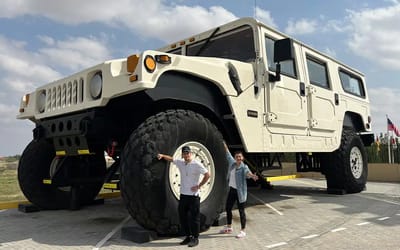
[
  {"left": 18, "top": 139, "right": 106, "bottom": 209},
  {"left": 323, "top": 129, "right": 367, "bottom": 193},
  {"left": 120, "top": 110, "right": 228, "bottom": 235}
]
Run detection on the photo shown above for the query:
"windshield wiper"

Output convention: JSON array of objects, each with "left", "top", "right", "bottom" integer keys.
[{"left": 195, "top": 27, "right": 220, "bottom": 56}]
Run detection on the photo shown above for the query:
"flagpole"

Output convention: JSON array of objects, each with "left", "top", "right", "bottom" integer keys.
[{"left": 387, "top": 115, "right": 391, "bottom": 164}]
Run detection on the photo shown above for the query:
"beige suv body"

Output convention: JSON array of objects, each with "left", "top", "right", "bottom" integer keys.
[{"left": 17, "top": 18, "right": 373, "bottom": 234}]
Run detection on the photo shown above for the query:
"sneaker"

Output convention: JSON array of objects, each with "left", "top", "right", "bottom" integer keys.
[
  {"left": 219, "top": 226, "right": 233, "bottom": 234},
  {"left": 236, "top": 230, "right": 246, "bottom": 239},
  {"left": 188, "top": 237, "right": 199, "bottom": 247},
  {"left": 179, "top": 236, "right": 191, "bottom": 245}
]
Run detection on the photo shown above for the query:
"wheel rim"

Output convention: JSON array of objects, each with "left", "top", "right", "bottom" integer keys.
[
  {"left": 168, "top": 141, "right": 215, "bottom": 203},
  {"left": 49, "top": 157, "right": 71, "bottom": 192},
  {"left": 350, "top": 146, "right": 363, "bottom": 179}
]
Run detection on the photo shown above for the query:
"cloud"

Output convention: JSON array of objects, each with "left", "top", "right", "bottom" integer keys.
[
  {"left": 0, "top": 103, "right": 19, "bottom": 124},
  {"left": 347, "top": 3, "right": 400, "bottom": 69},
  {"left": 38, "top": 36, "right": 111, "bottom": 71},
  {"left": 0, "top": 102, "right": 34, "bottom": 156},
  {"left": 0, "top": 0, "right": 237, "bottom": 43},
  {"left": 0, "top": 36, "right": 61, "bottom": 94},
  {"left": 324, "top": 47, "right": 337, "bottom": 58},
  {"left": 0, "top": 35, "right": 110, "bottom": 93},
  {"left": 369, "top": 87, "right": 400, "bottom": 134},
  {"left": 284, "top": 18, "right": 318, "bottom": 35},
  {"left": 254, "top": 7, "right": 277, "bottom": 28}
]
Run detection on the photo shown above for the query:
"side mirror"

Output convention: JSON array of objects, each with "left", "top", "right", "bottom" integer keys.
[
  {"left": 269, "top": 38, "right": 295, "bottom": 82},
  {"left": 274, "top": 38, "right": 294, "bottom": 63}
]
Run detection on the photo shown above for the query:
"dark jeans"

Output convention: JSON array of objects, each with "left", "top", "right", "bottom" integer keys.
[
  {"left": 179, "top": 194, "right": 200, "bottom": 238},
  {"left": 226, "top": 187, "right": 246, "bottom": 229}
]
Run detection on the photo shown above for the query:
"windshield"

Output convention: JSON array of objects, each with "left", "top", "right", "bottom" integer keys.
[{"left": 186, "top": 25, "right": 256, "bottom": 62}]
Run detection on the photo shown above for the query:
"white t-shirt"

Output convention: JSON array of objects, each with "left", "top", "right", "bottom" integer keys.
[
  {"left": 228, "top": 167, "right": 237, "bottom": 189},
  {"left": 173, "top": 159, "right": 208, "bottom": 196}
]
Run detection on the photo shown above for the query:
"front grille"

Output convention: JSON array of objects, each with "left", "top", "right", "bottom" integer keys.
[{"left": 45, "top": 78, "right": 84, "bottom": 112}]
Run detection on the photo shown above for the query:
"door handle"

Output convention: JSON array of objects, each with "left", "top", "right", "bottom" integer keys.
[
  {"left": 334, "top": 93, "right": 339, "bottom": 105},
  {"left": 300, "top": 82, "right": 305, "bottom": 96}
]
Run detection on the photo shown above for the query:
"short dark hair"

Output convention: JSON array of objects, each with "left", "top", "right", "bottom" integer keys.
[{"left": 234, "top": 151, "right": 243, "bottom": 156}]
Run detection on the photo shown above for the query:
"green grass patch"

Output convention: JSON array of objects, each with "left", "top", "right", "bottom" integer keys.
[{"left": 0, "top": 162, "right": 25, "bottom": 202}]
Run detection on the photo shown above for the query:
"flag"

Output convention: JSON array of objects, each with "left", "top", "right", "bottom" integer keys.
[{"left": 387, "top": 118, "right": 400, "bottom": 137}]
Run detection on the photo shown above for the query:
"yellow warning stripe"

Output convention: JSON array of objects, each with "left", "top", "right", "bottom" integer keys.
[
  {"left": 0, "top": 200, "right": 30, "bottom": 210},
  {"left": 43, "top": 179, "right": 52, "bottom": 184},
  {"left": 56, "top": 150, "right": 66, "bottom": 156},
  {"left": 97, "top": 192, "right": 121, "bottom": 199},
  {"left": 103, "top": 183, "right": 118, "bottom": 189},
  {"left": 78, "top": 149, "right": 90, "bottom": 155},
  {"left": 0, "top": 192, "right": 121, "bottom": 210},
  {"left": 266, "top": 174, "right": 301, "bottom": 182}
]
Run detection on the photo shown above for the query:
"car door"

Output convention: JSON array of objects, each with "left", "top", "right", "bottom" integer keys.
[
  {"left": 264, "top": 35, "right": 308, "bottom": 136},
  {"left": 300, "top": 47, "right": 338, "bottom": 136}
]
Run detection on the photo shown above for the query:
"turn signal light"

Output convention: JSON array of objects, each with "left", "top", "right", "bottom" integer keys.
[
  {"left": 155, "top": 55, "right": 171, "bottom": 64},
  {"left": 22, "top": 94, "right": 30, "bottom": 106},
  {"left": 127, "top": 54, "right": 139, "bottom": 73},
  {"left": 144, "top": 55, "right": 156, "bottom": 73}
]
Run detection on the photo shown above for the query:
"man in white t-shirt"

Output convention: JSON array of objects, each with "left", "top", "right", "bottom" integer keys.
[{"left": 158, "top": 146, "right": 210, "bottom": 247}]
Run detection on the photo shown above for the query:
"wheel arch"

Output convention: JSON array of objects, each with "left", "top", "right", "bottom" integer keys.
[
  {"left": 343, "top": 111, "right": 365, "bottom": 132},
  {"left": 146, "top": 70, "right": 242, "bottom": 144},
  {"left": 342, "top": 111, "right": 374, "bottom": 146}
]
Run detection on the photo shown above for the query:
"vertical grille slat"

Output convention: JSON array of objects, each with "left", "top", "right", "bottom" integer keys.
[
  {"left": 46, "top": 88, "right": 52, "bottom": 111},
  {"left": 79, "top": 78, "right": 84, "bottom": 103},
  {"left": 73, "top": 80, "right": 78, "bottom": 104},
  {"left": 56, "top": 86, "right": 61, "bottom": 108},
  {"left": 44, "top": 77, "right": 84, "bottom": 113},
  {"left": 51, "top": 87, "right": 56, "bottom": 110},
  {"left": 61, "top": 83, "right": 66, "bottom": 108},
  {"left": 67, "top": 82, "right": 72, "bottom": 106}
]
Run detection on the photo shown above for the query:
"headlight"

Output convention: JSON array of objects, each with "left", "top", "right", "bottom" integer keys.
[
  {"left": 89, "top": 72, "right": 102, "bottom": 99},
  {"left": 144, "top": 55, "right": 156, "bottom": 73},
  {"left": 37, "top": 90, "right": 46, "bottom": 113}
]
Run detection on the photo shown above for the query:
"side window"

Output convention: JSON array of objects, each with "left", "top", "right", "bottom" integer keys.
[
  {"left": 265, "top": 36, "right": 297, "bottom": 78},
  {"left": 306, "top": 56, "right": 330, "bottom": 89},
  {"left": 339, "top": 70, "right": 365, "bottom": 97},
  {"left": 186, "top": 25, "right": 256, "bottom": 62},
  {"left": 167, "top": 48, "right": 182, "bottom": 55}
]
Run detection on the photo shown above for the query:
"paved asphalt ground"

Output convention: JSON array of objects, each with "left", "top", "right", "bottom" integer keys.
[{"left": 1, "top": 177, "right": 400, "bottom": 250}]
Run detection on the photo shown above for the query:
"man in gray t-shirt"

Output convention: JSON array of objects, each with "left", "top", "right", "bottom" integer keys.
[{"left": 158, "top": 146, "right": 210, "bottom": 247}]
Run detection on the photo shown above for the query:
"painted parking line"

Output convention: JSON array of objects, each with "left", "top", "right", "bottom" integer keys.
[
  {"left": 357, "top": 222, "right": 371, "bottom": 226},
  {"left": 266, "top": 242, "right": 288, "bottom": 248},
  {"left": 93, "top": 215, "right": 131, "bottom": 250},
  {"left": 248, "top": 192, "right": 283, "bottom": 216},
  {"left": 377, "top": 217, "right": 390, "bottom": 221},
  {"left": 331, "top": 227, "right": 346, "bottom": 232},
  {"left": 301, "top": 234, "right": 319, "bottom": 239}
]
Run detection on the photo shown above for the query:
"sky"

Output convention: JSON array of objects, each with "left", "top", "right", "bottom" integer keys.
[{"left": 0, "top": 0, "right": 400, "bottom": 156}]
